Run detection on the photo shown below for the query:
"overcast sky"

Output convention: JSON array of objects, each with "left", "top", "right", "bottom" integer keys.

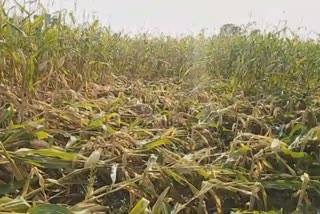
[{"left": 20, "top": 0, "right": 320, "bottom": 37}]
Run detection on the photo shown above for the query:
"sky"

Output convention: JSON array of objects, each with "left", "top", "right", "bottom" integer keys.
[{"left": 15, "top": 0, "right": 320, "bottom": 37}]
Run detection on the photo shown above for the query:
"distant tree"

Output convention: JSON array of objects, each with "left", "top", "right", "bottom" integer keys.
[
  {"left": 219, "top": 23, "right": 242, "bottom": 36},
  {"left": 250, "top": 29, "right": 261, "bottom": 36}
]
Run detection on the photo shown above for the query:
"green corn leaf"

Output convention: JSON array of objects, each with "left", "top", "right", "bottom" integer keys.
[
  {"left": 28, "top": 204, "right": 73, "bottom": 214},
  {"left": 129, "top": 198, "right": 150, "bottom": 214}
]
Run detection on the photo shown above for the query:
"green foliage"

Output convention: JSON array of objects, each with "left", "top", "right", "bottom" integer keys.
[
  {"left": 1, "top": 1, "right": 320, "bottom": 214},
  {"left": 28, "top": 204, "right": 73, "bottom": 214},
  {"left": 1, "top": 2, "right": 320, "bottom": 95}
]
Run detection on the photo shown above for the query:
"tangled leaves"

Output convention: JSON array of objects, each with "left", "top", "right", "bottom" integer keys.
[{"left": 0, "top": 76, "right": 320, "bottom": 213}]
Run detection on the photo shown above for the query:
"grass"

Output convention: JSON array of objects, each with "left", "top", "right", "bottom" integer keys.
[{"left": 0, "top": 1, "right": 320, "bottom": 213}]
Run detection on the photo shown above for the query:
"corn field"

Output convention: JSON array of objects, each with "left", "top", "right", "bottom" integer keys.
[{"left": 0, "top": 1, "right": 320, "bottom": 214}]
